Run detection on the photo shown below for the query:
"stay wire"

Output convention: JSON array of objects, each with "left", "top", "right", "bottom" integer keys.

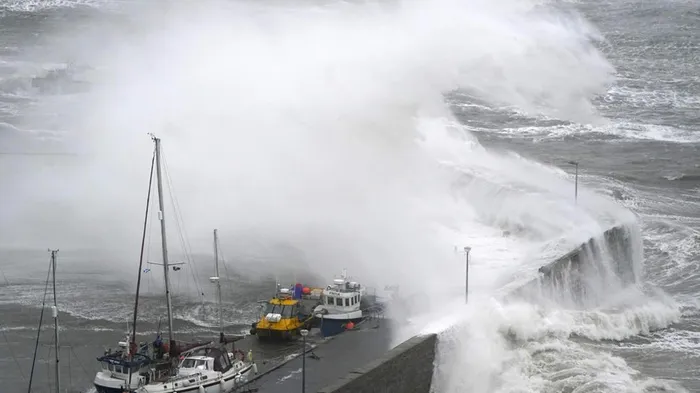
[
  {"left": 68, "top": 346, "right": 91, "bottom": 379},
  {"left": 26, "top": 258, "right": 53, "bottom": 393},
  {"left": 67, "top": 346, "right": 72, "bottom": 390},
  {"left": 46, "top": 344, "right": 52, "bottom": 392},
  {"left": 146, "top": 190, "right": 155, "bottom": 295},
  {"left": 0, "top": 267, "right": 10, "bottom": 286},
  {"left": 218, "top": 247, "right": 234, "bottom": 305},
  {"left": 161, "top": 149, "right": 205, "bottom": 300},
  {"left": 130, "top": 145, "right": 156, "bottom": 363},
  {"left": 0, "top": 272, "right": 26, "bottom": 380},
  {"left": 163, "top": 154, "right": 200, "bottom": 293},
  {"left": 1, "top": 323, "right": 27, "bottom": 381}
]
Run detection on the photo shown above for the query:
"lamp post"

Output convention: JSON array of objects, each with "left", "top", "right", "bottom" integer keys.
[
  {"left": 300, "top": 328, "right": 309, "bottom": 393},
  {"left": 567, "top": 160, "right": 579, "bottom": 204},
  {"left": 464, "top": 246, "right": 471, "bottom": 304}
]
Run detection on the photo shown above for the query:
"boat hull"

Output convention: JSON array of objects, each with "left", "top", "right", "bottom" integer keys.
[
  {"left": 94, "top": 364, "right": 254, "bottom": 393},
  {"left": 317, "top": 312, "right": 363, "bottom": 337},
  {"left": 94, "top": 386, "right": 127, "bottom": 393},
  {"left": 252, "top": 316, "right": 315, "bottom": 341},
  {"left": 254, "top": 327, "right": 298, "bottom": 341}
]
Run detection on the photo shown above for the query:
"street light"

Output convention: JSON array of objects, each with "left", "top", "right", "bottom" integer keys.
[
  {"left": 567, "top": 160, "right": 579, "bottom": 204},
  {"left": 300, "top": 328, "right": 309, "bottom": 393},
  {"left": 463, "top": 246, "right": 471, "bottom": 304}
]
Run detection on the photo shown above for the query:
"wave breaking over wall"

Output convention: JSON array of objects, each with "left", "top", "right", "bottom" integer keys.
[
  {"left": 425, "top": 221, "right": 685, "bottom": 393},
  {"left": 510, "top": 224, "right": 642, "bottom": 308}
]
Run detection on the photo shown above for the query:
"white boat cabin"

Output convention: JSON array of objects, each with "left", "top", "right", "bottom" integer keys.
[
  {"left": 319, "top": 277, "right": 364, "bottom": 313},
  {"left": 178, "top": 356, "right": 215, "bottom": 375}
]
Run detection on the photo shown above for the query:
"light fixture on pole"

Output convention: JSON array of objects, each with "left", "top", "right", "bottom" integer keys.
[
  {"left": 463, "top": 246, "right": 471, "bottom": 304},
  {"left": 300, "top": 328, "right": 309, "bottom": 393},
  {"left": 567, "top": 160, "right": 579, "bottom": 204}
]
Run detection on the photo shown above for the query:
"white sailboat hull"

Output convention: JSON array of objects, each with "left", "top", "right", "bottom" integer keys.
[{"left": 94, "top": 364, "right": 255, "bottom": 393}]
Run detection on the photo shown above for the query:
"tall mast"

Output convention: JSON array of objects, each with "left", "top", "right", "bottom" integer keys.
[
  {"left": 128, "top": 146, "right": 156, "bottom": 387},
  {"left": 27, "top": 258, "right": 53, "bottom": 393},
  {"left": 213, "top": 229, "right": 223, "bottom": 335},
  {"left": 50, "top": 249, "right": 60, "bottom": 393},
  {"left": 153, "top": 136, "right": 175, "bottom": 345}
]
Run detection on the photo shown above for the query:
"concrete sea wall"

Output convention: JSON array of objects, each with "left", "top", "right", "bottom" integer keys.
[
  {"left": 508, "top": 224, "right": 638, "bottom": 306},
  {"left": 317, "top": 333, "right": 438, "bottom": 393},
  {"left": 314, "top": 225, "right": 637, "bottom": 392}
]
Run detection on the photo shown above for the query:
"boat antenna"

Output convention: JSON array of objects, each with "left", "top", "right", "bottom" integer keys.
[
  {"left": 128, "top": 142, "right": 156, "bottom": 386},
  {"left": 49, "top": 249, "right": 60, "bottom": 393},
  {"left": 152, "top": 134, "right": 176, "bottom": 350},
  {"left": 213, "top": 229, "right": 224, "bottom": 340}
]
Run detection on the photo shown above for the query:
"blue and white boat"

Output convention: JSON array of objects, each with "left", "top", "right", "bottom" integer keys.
[{"left": 313, "top": 270, "right": 365, "bottom": 337}]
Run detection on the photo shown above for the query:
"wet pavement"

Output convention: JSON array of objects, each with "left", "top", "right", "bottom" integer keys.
[{"left": 238, "top": 318, "right": 392, "bottom": 393}]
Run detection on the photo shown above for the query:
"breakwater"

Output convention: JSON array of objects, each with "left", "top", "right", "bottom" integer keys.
[{"left": 509, "top": 224, "right": 639, "bottom": 306}]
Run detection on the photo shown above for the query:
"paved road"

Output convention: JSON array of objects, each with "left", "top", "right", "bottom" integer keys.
[
  {"left": 229, "top": 330, "right": 326, "bottom": 377},
  {"left": 243, "top": 320, "right": 392, "bottom": 393}
]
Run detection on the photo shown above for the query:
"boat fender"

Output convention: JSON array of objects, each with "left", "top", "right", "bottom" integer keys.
[
  {"left": 220, "top": 379, "right": 225, "bottom": 390},
  {"left": 253, "top": 363, "right": 258, "bottom": 374},
  {"left": 198, "top": 386, "right": 205, "bottom": 393}
]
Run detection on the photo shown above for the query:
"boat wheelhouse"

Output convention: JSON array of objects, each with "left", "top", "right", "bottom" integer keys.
[
  {"left": 313, "top": 270, "right": 365, "bottom": 337},
  {"left": 251, "top": 284, "right": 323, "bottom": 340},
  {"left": 94, "top": 339, "right": 157, "bottom": 392}
]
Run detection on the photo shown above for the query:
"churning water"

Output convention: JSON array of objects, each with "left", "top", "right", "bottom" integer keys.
[{"left": 0, "top": 0, "right": 698, "bottom": 392}]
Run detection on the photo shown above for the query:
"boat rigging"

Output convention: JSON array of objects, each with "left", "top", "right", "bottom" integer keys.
[
  {"left": 93, "top": 135, "right": 255, "bottom": 393},
  {"left": 26, "top": 249, "right": 61, "bottom": 393}
]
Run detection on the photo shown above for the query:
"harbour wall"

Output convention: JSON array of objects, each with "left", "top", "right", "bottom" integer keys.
[
  {"left": 313, "top": 225, "right": 637, "bottom": 393},
  {"left": 317, "top": 333, "right": 438, "bottom": 393},
  {"left": 508, "top": 224, "right": 638, "bottom": 305}
]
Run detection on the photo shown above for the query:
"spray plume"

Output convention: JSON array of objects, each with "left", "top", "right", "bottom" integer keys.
[{"left": 2, "top": 1, "right": 673, "bottom": 390}]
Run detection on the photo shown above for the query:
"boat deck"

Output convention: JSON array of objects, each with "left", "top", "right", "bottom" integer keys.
[{"left": 237, "top": 317, "right": 393, "bottom": 393}]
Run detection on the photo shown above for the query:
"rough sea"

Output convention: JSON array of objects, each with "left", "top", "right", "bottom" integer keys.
[{"left": 0, "top": 1, "right": 698, "bottom": 393}]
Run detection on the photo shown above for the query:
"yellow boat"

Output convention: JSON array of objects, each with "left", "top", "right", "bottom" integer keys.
[{"left": 250, "top": 285, "right": 322, "bottom": 341}]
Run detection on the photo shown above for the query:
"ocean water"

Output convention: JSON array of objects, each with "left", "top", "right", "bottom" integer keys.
[{"left": 0, "top": 0, "right": 698, "bottom": 393}]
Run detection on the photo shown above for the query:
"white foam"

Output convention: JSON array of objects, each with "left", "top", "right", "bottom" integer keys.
[
  {"left": 0, "top": 0, "right": 102, "bottom": 13},
  {"left": 490, "top": 121, "right": 700, "bottom": 144},
  {"left": 617, "top": 329, "right": 700, "bottom": 358},
  {"left": 605, "top": 85, "right": 700, "bottom": 111},
  {"left": 404, "top": 292, "right": 686, "bottom": 393}
]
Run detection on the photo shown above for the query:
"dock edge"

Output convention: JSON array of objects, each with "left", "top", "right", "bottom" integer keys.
[{"left": 317, "top": 333, "right": 438, "bottom": 393}]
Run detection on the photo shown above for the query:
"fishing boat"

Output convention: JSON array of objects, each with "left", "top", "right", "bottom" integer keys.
[
  {"left": 93, "top": 135, "right": 255, "bottom": 393},
  {"left": 250, "top": 283, "right": 323, "bottom": 341},
  {"left": 313, "top": 270, "right": 365, "bottom": 337}
]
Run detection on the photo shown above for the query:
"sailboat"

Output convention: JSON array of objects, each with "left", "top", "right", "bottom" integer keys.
[{"left": 93, "top": 135, "right": 255, "bottom": 393}]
